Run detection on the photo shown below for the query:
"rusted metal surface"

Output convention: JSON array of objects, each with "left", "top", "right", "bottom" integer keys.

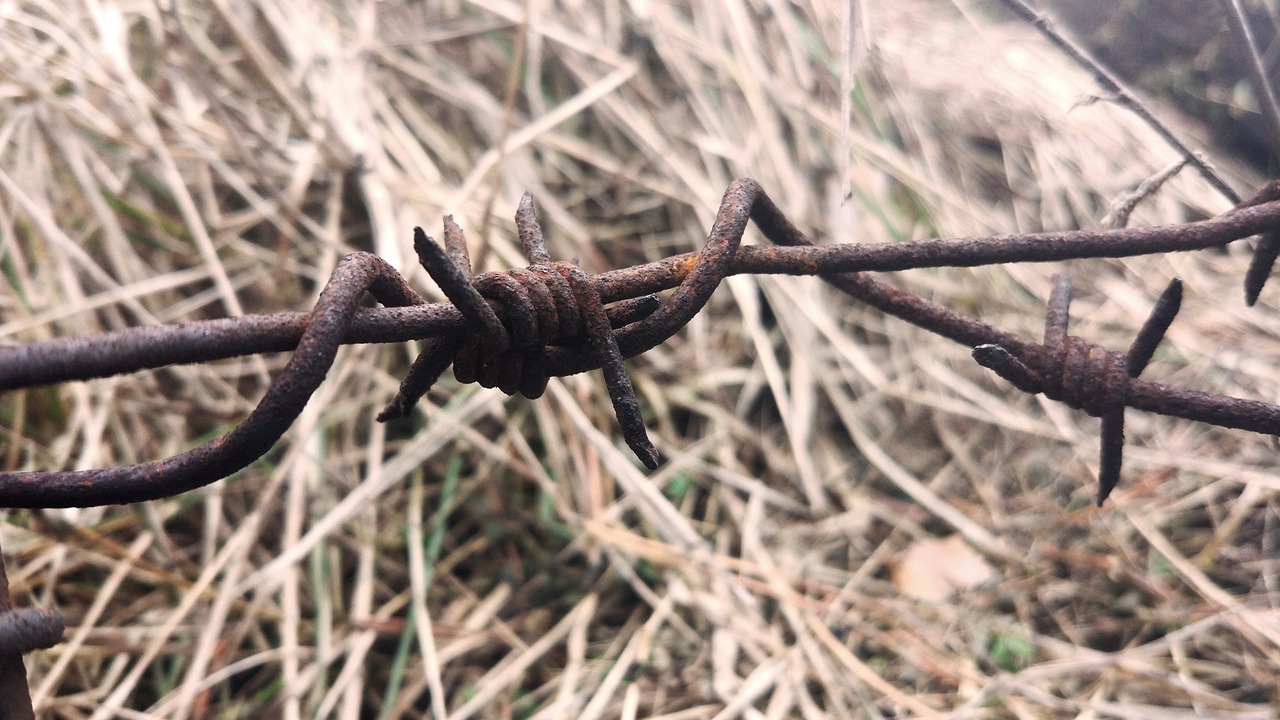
[
  {"left": 974, "top": 275, "right": 1181, "bottom": 505},
  {"left": 382, "top": 209, "right": 661, "bottom": 467},
  {"left": 0, "top": 543, "right": 62, "bottom": 720},
  {"left": 0, "top": 253, "right": 423, "bottom": 508}
]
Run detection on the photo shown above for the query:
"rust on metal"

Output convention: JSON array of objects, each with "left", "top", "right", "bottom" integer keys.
[{"left": 0, "top": 542, "right": 62, "bottom": 720}]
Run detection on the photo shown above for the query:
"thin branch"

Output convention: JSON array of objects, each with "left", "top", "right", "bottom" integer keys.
[
  {"left": 994, "top": 0, "right": 1242, "bottom": 204},
  {"left": 1218, "top": 0, "right": 1280, "bottom": 161}
]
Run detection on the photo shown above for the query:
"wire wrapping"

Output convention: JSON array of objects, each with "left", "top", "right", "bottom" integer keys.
[{"left": 973, "top": 275, "right": 1183, "bottom": 504}]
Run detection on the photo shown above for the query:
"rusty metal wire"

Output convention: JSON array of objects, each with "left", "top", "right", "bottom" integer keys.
[
  {"left": 5, "top": 178, "right": 1280, "bottom": 713},
  {"left": 5, "top": 178, "right": 1280, "bottom": 509},
  {"left": 0, "top": 538, "right": 65, "bottom": 720}
]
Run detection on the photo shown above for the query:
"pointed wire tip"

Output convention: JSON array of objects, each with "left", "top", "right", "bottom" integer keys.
[
  {"left": 514, "top": 191, "right": 552, "bottom": 266},
  {"left": 631, "top": 442, "right": 662, "bottom": 470},
  {"left": 971, "top": 343, "right": 1011, "bottom": 368},
  {"left": 1154, "top": 276, "right": 1183, "bottom": 321},
  {"left": 972, "top": 344, "right": 1043, "bottom": 395},
  {"left": 1095, "top": 482, "right": 1117, "bottom": 507},
  {"left": 1126, "top": 276, "right": 1184, "bottom": 377},
  {"left": 1152, "top": 274, "right": 1177, "bottom": 322},
  {"left": 412, "top": 226, "right": 434, "bottom": 250},
  {"left": 1244, "top": 233, "right": 1280, "bottom": 306},
  {"left": 607, "top": 295, "right": 662, "bottom": 329},
  {"left": 1095, "top": 413, "right": 1125, "bottom": 507},
  {"left": 375, "top": 402, "right": 405, "bottom": 423},
  {"left": 412, "top": 228, "right": 453, "bottom": 270}
]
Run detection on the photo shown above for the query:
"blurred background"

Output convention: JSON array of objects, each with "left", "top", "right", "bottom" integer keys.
[
  {"left": 1042, "top": 0, "right": 1280, "bottom": 172},
  {"left": 1, "top": 0, "right": 1278, "bottom": 717}
]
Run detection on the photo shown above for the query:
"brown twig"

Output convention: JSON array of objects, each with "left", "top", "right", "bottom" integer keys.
[{"left": 993, "top": 0, "right": 1241, "bottom": 204}]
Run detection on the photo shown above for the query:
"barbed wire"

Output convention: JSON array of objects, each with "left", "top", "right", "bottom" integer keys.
[
  {"left": 6, "top": 178, "right": 1280, "bottom": 507},
  {"left": 4, "top": 178, "right": 1280, "bottom": 708}
]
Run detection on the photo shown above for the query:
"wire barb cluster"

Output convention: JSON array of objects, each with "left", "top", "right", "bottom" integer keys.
[
  {"left": 377, "top": 196, "right": 662, "bottom": 468},
  {"left": 973, "top": 275, "right": 1182, "bottom": 505}
]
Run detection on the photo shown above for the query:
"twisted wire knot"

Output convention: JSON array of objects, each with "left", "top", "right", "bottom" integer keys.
[
  {"left": 376, "top": 194, "right": 666, "bottom": 469},
  {"left": 382, "top": 179, "right": 814, "bottom": 470},
  {"left": 454, "top": 265, "right": 579, "bottom": 399},
  {"left": 1039, "top": 334, "right": 1130, "bottom": 418},
  {"left": 452, "top": 261, "right": 652, "bottom": 401},
  {"left": 973, "top": 273, "right": 1183, "bottom": 505}
]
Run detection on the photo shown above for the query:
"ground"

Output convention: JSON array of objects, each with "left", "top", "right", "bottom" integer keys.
[{"left": 0, "top": 1, "right": 1278, "bottom": 717}]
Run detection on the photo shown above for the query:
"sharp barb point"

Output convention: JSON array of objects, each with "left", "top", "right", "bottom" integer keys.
[
  {"left": 1096, "top": 411, "right": 1126, "bottom": 506},
  {"left": 973, "top": 344, "right": 1043, "bottom": 395},
  {"left": 1126, "top": 277, "right": 1183, "bottom": 376},
  {"left": 1244, "top": 233, "right": 1280, "bottom": 305}
]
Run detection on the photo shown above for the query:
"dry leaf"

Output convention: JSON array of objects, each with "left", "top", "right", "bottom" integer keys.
[{"left": 892, "top": 535, "right": 995, "bottom": 601}]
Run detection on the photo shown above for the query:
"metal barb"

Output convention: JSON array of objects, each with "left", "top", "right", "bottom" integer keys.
[
  {"left": 1127, "top": 279, "right": 1182, "bottom": 375},
  {"left": 383, "top": 200, "right": 662, "bottom": 466},
  {"left": 972, "top": 345, "right": 1042, "bottom": 394},
  {"left": 1231, "top": 180, "right": 1280, "bottom": 304},
  {"left": 971, "top": 273, "right": 1185, "bottom": 505},
  {"left": 0, "top": 539, "right": 62, "bottom": 717},
  {"left": 516, "top": 192, "right": 553, "bottom": 266},
  {"left": 413, "top": 226, "right": 508, "bottom": 351}
]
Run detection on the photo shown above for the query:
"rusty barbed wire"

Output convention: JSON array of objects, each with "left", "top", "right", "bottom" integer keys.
[
  {"left": 4, "top": 178, "right": 1280, "bottom": 714},
  {"left": 3, "top": 177, "right": 1280, "bottom": 511},
  {"left": 0, "top": 541, "right": 62, "bottom": 720}
]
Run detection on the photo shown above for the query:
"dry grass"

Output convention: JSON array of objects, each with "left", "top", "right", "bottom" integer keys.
[{"left": 1, "top": 0, "right": 1278, "bottom": 717}]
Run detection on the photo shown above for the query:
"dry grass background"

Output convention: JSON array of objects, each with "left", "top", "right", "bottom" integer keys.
[{"left": 1, "top": 0, "right": 1278, "bottom": 717}]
